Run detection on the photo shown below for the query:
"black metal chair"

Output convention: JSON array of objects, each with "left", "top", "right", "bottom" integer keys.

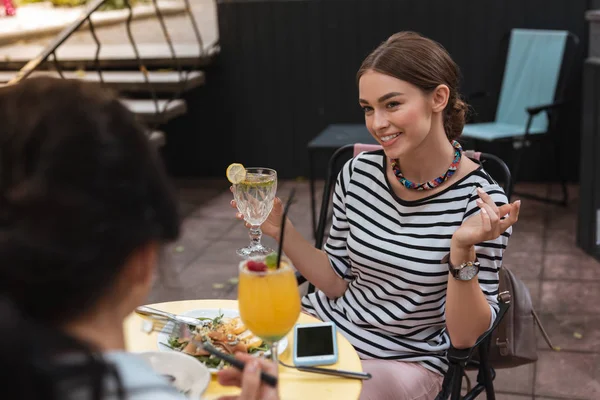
[{"left": 297, "top": 143, "right": 513, "bottom": 400}]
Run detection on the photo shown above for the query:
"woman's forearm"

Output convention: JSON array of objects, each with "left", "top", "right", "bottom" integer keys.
[
  {"left": 278, "top": 219, "right": 348, "bottom": 299},
  {"left": 445, "top": 243, "right": 492, "bottom": 349}
]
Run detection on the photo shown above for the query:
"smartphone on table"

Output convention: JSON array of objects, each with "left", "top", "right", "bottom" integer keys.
[{"left": 293, "top": 321, "right": 339, "bottom": 367}]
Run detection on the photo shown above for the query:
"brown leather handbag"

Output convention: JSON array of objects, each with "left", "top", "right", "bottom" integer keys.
[{"left": 482, "top": 266, "right": 555, "bottom": 369}]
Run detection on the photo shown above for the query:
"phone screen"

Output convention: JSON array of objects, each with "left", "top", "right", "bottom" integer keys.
[{"left": 296, "top": 325, "right": 335, "bottom": 357}]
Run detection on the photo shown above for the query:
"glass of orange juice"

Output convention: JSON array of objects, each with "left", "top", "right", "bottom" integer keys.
[{"left": 238, "top": 254, "right": 301, "bottom": 364}]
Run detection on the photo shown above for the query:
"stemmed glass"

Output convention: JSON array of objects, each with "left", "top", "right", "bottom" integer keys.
[
  {"left": 232, "top": 167, "right": 277, "bottom": 258},
  {"left": 237, "top": 256, "right": 301, "bottom": 365}
]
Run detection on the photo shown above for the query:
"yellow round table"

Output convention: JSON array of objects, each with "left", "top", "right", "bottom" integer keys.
[{"left": 124, "top": 299, "right": 363, "bottom": 400}]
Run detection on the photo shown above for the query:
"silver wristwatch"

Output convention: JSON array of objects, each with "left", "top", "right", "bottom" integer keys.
[{"left": 442, "top": 254, "right": 480, "bottom": 281}]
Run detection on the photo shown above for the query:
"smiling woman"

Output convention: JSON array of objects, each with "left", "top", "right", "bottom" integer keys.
[{"left": 231, "top": 31, "right": 521, "bottom": 400}]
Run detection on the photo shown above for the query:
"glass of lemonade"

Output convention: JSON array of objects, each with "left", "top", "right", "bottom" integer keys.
[
  {"left": 233, "top": 167, "right": 277, "bottom": 258},
  {"left": 238, "top": 255, "right": 301, "bottom": 364}
]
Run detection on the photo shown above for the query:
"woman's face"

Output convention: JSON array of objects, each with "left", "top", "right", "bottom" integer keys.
[{"left": 359, "top": 70, "right": 434, "bottom": 160}]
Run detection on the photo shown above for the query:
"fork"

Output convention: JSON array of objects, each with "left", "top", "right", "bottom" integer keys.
[
  {"left": 135, "top": 305, "right": 209, "bottom": 328},
  {"left": 142, "top": 318, "right": 278, "bottom": 387}
]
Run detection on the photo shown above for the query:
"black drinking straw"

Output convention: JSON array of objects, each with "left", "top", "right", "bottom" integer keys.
[{"left": 276, "top": 188, "right": 296, "bottom": 269}]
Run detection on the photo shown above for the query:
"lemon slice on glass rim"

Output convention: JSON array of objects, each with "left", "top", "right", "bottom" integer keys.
[{"left": 226, "top": 163, "right": 247, "bottom": 184}]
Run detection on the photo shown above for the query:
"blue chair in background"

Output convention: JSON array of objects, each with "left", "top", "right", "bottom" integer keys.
[{"left": 463, "top": 29, "right": 579, "bottom": 206}]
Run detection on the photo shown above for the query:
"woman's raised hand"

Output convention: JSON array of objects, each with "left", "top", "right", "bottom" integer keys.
[{"left": 452, "top": 188, "right": 520, "bottom": 249}]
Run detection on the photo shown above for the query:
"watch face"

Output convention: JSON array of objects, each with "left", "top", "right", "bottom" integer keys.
[{"left": 459, "top": 265, "right": 479, "bottom": 281}]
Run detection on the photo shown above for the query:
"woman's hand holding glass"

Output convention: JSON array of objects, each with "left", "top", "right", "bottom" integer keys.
[{"left": 230, "top": 187, "right": 285, "bottom": 241}]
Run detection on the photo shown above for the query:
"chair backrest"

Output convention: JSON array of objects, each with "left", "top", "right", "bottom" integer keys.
[
  {"left": 464, "top": 150, "right": 513, "bottom": 200},
  {"left": 314, "top": 144, "right": 355, "bottom": 250},
  {"left": 495, "top": 29, "right": 568, "bottom": 132},
  {"left": 353, "top": 143, "right": 383, "bottom": 157}
]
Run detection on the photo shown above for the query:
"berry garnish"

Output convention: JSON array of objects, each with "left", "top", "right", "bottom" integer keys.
[{"left": 246, "top": 260, "right": 267, "bottom": 272}]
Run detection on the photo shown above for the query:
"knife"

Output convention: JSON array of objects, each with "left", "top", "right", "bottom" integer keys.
[{"left": 135, "top": 305, "right": 208, "bottom": 327}]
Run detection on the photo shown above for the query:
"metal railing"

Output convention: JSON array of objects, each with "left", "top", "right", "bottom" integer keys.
[{"left": 7, "top": 0, "right": 206, "bottom": 128}]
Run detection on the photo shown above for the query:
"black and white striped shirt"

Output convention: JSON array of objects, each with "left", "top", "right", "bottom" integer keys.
[{"left": 302, "top": 150, "right": 510, "bottom": 376}]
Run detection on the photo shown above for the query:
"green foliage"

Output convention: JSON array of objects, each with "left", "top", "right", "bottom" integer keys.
[{"left": 17, "top": 0, "right": 147, "bottom": 10}]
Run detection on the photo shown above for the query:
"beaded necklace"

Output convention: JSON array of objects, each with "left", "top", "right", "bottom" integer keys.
[{"left": 390, "top": 140, "right": 462, "bottom": 190}]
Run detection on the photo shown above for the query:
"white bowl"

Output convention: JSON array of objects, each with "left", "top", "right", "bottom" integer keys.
[{"left": 137, "top": 351, "right": 211, "bottom": 398}]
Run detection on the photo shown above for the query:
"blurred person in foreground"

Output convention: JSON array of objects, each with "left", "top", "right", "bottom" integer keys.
[{"left": 0, "top": 77, "right": 279, "bottom": 400}]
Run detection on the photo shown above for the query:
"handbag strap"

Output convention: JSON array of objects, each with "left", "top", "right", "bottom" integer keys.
[
  {"left": 532, "top": 309, "right": 556, "bottom": 350},
  {"left": 463, "top": 369, "right": 472, "bottom": 393}
]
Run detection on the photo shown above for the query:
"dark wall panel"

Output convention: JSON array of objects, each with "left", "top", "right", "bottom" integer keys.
[{"left": 168, "top": 0, "right": 591, "bottom": 179}]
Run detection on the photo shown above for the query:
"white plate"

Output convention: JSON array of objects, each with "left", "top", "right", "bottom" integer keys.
[
  {"left": 138, "top": 351, "right": 210, "bottom": 398},
  {"left": 156, "top": 308, "right": 288, "bottom": 374}
]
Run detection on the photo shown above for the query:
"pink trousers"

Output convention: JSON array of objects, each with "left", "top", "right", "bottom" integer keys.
[{"left": 359, "top": 359, "right": 443, "bottom": 400}]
